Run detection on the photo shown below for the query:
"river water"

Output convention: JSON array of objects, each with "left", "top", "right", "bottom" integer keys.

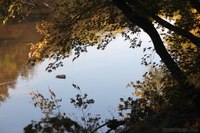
[{"left": 0, "top": 22, "right": 156, "bottom": 133}]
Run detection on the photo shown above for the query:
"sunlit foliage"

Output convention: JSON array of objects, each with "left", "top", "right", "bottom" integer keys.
[
  {"left": 1, "top": 1, "right": 199, "bottom": 78},
  {"left": 27, "top": 0, "right": 138, "bottom": 72},
  {"left": 1, "top": 0, "right": 200, "bottom": 132}
]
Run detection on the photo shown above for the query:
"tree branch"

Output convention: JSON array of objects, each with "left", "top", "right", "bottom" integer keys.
[
  {"left": 112, "top": 0, "right": 187, "bottom": 84},
  {"left": 126, "top": 0, "right": 200, "bottom": 48},
  {"left": 112, "top": 0, "right": 200, "bottom": 112},
  {"left": 151, "top": 14, "right": 200, "bottom": 48}
]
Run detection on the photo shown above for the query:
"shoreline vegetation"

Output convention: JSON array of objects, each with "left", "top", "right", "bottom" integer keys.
[{"left": 0, "top": 1, "right": 200, "bottom": 132}]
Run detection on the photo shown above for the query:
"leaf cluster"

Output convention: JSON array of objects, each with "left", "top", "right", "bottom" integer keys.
[
  {"left": 70, "top": 84, "right": 102, "bottom": 132},
  {"left": 30, "top": 89, "right": 62, "bottom": 117}
]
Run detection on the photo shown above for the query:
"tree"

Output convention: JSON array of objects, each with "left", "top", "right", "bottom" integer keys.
[
  {"left": 1, "top": 0, "right": 200, "bottom": 106},
  {"left": 120, "top": 46, "right": 200, "bottom": 131},
  {"left": 118, "top": 35, "right": 200, "bottom": 130}
]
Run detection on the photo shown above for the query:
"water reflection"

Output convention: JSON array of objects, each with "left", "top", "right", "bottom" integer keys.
[
  {"left": 0, "top": 23, "right": 41, "bottom": 103},
  {"left": 0, "top": 22, "right": 151, "bottom": 133},
  {"left": 25, "top": 85, "right": 113, "bottom": 133}
]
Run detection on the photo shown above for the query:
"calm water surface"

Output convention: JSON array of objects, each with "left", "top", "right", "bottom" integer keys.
[{"left": 0, "top": 22, "right": 156, "bottom": 133}]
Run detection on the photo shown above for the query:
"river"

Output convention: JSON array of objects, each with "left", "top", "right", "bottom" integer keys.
[{"left": 0, "top": 22, "right": 156, "bottom": 133}]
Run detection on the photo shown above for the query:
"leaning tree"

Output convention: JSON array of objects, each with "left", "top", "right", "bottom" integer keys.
[{"left": 1, "top": 0, "right": 200, "bottom": 105}]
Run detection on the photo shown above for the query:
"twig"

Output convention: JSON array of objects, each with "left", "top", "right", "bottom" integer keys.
[
  {"left": 0, "top": 81, "right": 15, "bottom": 86},
  {"left": 91, "top": 121, "right": 111, "bottom": 133}
]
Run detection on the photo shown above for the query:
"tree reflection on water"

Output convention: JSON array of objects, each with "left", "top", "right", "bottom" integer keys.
[
  {"left": 24, "top": 84, "right": 105, "bottom": 133},
  {"left": 0, "top": 23, "right": 40, "bottom": 103}
]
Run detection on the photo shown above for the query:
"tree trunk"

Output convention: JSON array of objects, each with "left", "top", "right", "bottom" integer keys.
[
  {"left": 113, "top": 0, "right": 200, "bottom": 113},
  {"left": 126, "top": 0, "right": 200, "bottom": 48},
  {"left": 112, "top": 0, "right": 188, "bottom": 84}
]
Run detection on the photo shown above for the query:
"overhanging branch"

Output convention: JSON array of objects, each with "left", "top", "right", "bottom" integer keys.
[
  {"left": 151, "top": 14, "right": 200, "bottom": 48},
  {"left": 125, "top": 0, "right": 200, "bottom": 48},
  {"left": 112, "top": 0, "right": 187, "bottom": 84}
]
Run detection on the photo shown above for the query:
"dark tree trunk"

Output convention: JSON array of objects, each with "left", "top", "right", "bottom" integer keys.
[
  {"left": 112, "top": 0, "right": 200, "bottom": 113},
  {"left": 112, "top": 0, "right": 188, "bottom": 84},
  {"left": 126, "top": 0, "right": 200, "bottom": 48}
]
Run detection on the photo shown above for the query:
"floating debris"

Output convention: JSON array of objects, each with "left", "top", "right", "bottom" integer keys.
[{"left": 56, "top": 74, "right": 66, "bottom": 79}]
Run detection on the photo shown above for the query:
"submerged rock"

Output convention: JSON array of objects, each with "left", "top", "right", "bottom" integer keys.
[{"left": 56, "top": 74, "right": 66, "bottom": 79}]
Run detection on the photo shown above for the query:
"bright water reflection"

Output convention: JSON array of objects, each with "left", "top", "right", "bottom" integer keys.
[{"left": 0, "top": 23, "right": 156, "bottom": 133}]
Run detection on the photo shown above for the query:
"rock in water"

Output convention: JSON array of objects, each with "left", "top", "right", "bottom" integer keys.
[{"left": 56, "top": 74, "right": 66, "bottom": 79}]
